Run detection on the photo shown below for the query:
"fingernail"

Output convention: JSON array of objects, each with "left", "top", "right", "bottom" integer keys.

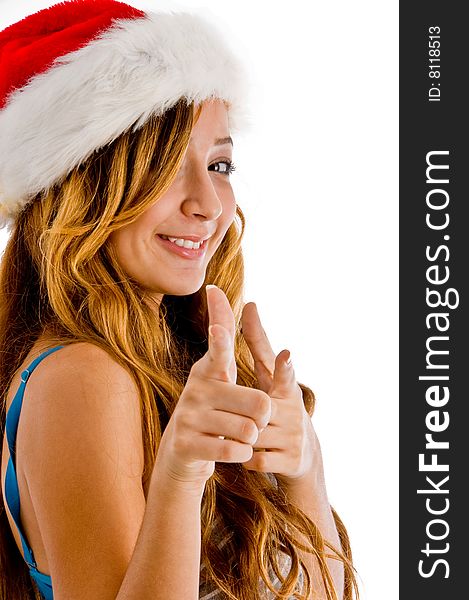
[
  {"left": 206, "top": 284, "right": 217, "bottom": 292},
  {"left": 284, "top": 350, "right": 292, "bottom": 367}
]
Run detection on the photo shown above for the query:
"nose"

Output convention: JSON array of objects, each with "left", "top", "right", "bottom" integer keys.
[{"left": 180, "top": 164, "right": 223, "bottom": 221}]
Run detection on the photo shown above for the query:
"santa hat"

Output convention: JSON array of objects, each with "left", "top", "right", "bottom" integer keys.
[{"left": 0, "top": 0, "right": 251, "bottom": 228}]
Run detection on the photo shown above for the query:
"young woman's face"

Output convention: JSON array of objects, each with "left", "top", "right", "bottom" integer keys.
[{"left": 108, "top": 99, "right": 236, "bottom": 305}]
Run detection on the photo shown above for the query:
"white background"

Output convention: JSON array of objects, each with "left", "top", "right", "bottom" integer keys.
[{"left": 0, "top": 1, "right": 398, "bottom": 599}]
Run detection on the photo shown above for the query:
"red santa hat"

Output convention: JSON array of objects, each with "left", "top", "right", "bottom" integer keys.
[{"left": 0, "top": 0, "right": 251, "bottom": 228}]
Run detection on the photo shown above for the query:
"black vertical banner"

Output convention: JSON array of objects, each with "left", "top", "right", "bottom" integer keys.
[{"left": 400, "top": 2, "right": 467, "bottom": 598}]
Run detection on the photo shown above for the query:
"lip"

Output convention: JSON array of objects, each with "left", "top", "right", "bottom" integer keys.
[{"left": 155, "top": 234, "right": 209, "bottom": 259}]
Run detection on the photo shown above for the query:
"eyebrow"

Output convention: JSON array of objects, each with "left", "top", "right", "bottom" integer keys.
[
  {"left": 189, "top": 136, "right": 233, "bottom": 147},
  {"left": 214, "top": 136, "right": 233, "bottom": 147}
]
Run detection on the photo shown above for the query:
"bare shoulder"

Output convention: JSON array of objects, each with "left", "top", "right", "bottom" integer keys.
[
  {"left": 18, "top": 341, "right": 147, "bottom": 598},
  {"left": 28, "top": 341, "right": 140, "bottom": 401},
  {"left": 20, "top": 340, "right": 144, "bottom": 476}
]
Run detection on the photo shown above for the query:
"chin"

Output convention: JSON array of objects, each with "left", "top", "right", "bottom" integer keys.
[{"left": 154, "top": 276, "right": 206, "bottom": 298}]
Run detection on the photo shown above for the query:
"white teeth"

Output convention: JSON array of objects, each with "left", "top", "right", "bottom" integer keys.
[{"left": 160, "top": 235, "right": 202, "bottom": 250}]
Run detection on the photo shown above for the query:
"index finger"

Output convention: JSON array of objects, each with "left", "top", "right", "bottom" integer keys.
[{"left": 241, "top": 302, "right": 276, "bottom": 374}]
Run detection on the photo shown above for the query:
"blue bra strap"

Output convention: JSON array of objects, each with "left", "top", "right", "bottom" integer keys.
[{"left": 5, "top": 345, "right": 65, "bottom": 568}]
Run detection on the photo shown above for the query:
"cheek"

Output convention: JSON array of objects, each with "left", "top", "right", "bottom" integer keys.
[
  {"left": 107, "top": 226, "right": 142, "bottom": 275},
  {"left": 106, "top": 232, "right": 132, "bottom": 275},
  {"left": 220, "top": 195, "right": 237, "bottom": 231},
  {"left": 207, "top": 196, "right": 236, "bottom": 258}
]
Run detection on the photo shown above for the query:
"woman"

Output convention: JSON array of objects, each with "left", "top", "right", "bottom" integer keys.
[{"left": 0, "top": 1, "right": 359, "bottom": 598}]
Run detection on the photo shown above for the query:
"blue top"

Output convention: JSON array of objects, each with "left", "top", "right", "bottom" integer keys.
[{"left": 4, "top": 345, "right": 64, "bottom": 600}]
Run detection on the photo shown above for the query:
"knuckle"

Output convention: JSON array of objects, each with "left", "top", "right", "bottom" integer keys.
[
  {"left": 172, "top": 432, "right": 190, "bottom": 456},
  {"left": 172, "top": 409, "right": 198, "bottom": 441},
  {"left": 173, "top": 407, "right": 190, "bottom": 428},
  {"left": 241, "top": 419, "right": 258, "bottom": 443},
  {"left": 181, "top": 380, "right": 205, "bottom": 407},
  {"left": 253, "top": 390, "right": 271, "bottom": 419},
  {"left": 179, "top": 383, "right": 196, "bottom": 405},
  {"left": 219, "top": 440, "right": 237, "bottom": 462}
]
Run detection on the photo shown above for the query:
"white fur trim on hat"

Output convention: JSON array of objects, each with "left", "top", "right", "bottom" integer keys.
[{"left": 0, "top": 11, "right": 252, "bottom": 228}]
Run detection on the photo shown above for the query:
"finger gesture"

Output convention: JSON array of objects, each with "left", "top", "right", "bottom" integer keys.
[{"left": 156, "top": 287, "right": 271, "bottom": 489}]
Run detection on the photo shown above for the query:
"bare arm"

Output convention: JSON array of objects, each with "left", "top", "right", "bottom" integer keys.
[
  {"left": 22, "top": 343, "right": 205, "bottom": 600},
  {"left": 116, "top": 467, "right": 205, "bottom": 600}
]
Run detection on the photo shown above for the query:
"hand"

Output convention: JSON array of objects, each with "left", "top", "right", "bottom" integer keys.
[
  {"left": 154, "top": 286, "right": 272, "bottom": 490},
  {"left": 240, "top": 302, "right": 318, "bottom": 484}
]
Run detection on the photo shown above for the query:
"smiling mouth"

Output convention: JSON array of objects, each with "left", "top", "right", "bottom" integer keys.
[
  {"left": 157, "top": 234, "right": 209, "bottom": 250},
  {"left": 155, "top": 234, "right": 210, "bottom": 260}
]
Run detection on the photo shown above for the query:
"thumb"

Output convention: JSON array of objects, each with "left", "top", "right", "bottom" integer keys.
[
  {"left": 192, "top": 285, "right": 236, "bottom": 383},
  {"left": 205, "top": 323, "right": 235, "bottom": 382}
]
